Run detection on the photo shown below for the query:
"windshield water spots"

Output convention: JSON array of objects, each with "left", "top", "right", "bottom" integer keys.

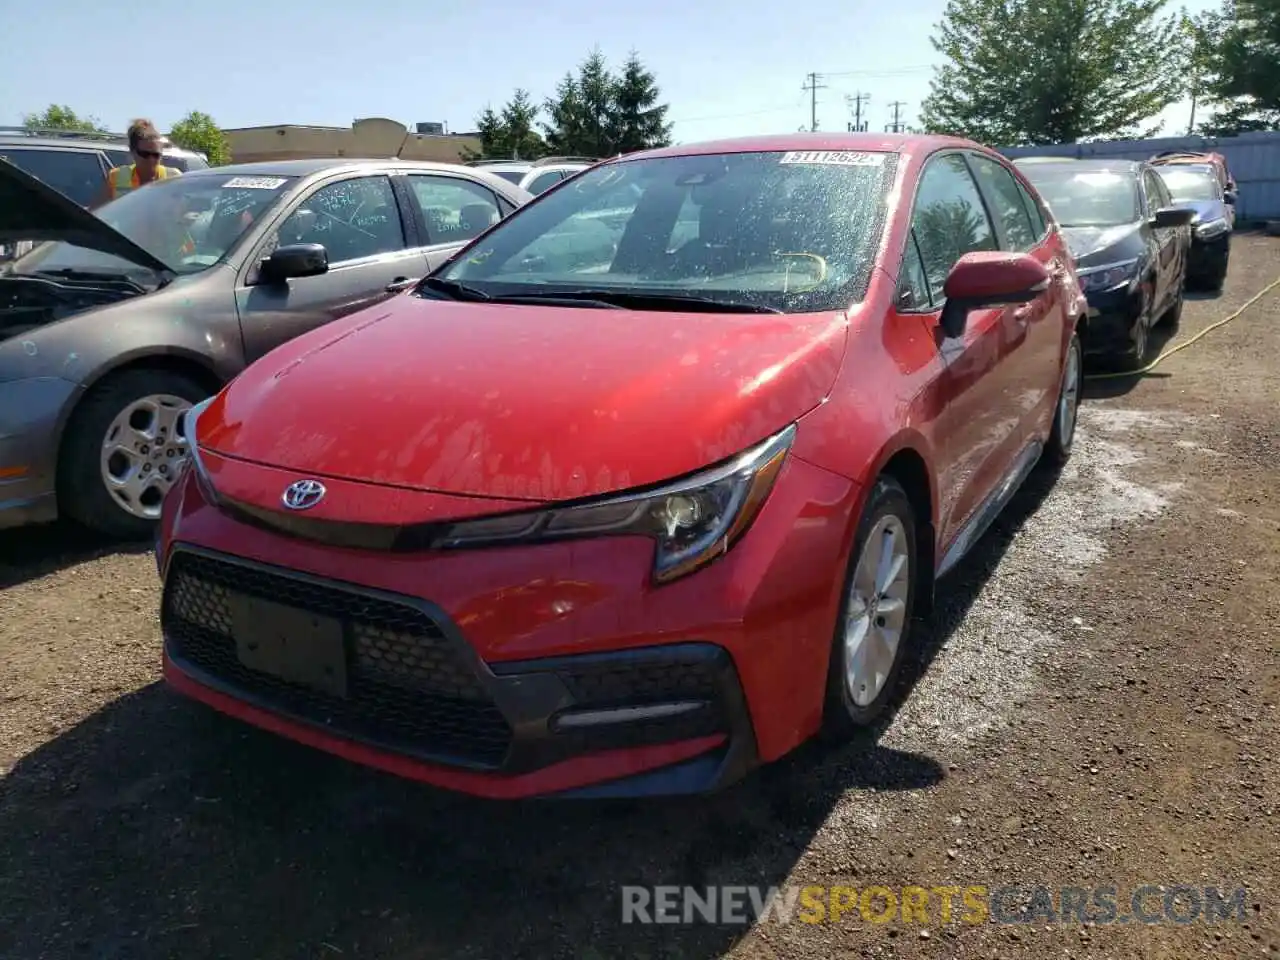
[{"left": 436, "top": 150, "right": 896, "bottom": 313}]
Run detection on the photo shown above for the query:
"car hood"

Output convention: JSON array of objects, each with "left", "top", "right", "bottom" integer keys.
[
  {"left": 0, "top": 155, "right": 171, "bottom": 274},
  {"left": 198, "top": 297, "right": 849, "bottom": 502},
  {"left": 1178, "top": 198, "right": 1230, "bottom": 224},
  {"left": 1060, "top": 223, "right": 1144, "bottom": 269}
]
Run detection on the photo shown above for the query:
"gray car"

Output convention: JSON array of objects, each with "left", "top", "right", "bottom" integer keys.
[{"left": 0, "top": 156, "right": 532, "bottom": 537}]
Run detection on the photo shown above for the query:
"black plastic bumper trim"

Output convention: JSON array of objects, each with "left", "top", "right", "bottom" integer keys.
[{"left": 162, "top": 544, "right": 761, "bottom": 787}]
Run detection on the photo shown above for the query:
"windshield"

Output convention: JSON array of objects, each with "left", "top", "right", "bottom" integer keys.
[
  {"left": 1018, "top": 167, "right": 1139, "bottom": 228},
  {"left": 13, "top": 172, "right": 297, "bottom": 278},
  {"left": 1156, "top": 168, "right": 1220, "bottom": 203},
  {"left": 432, "top": 149, "right": 896, "bottom": 312}
]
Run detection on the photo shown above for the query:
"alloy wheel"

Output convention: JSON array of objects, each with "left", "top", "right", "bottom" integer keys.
[
  {"left": 844, "top": 514, "right": 911, "bottom": 707},
  {"left": 1057, "top": 337, "right": 1081, "bottom": 445},
  {"left": 99, "top": 393, "right": 193, "bottom": 519}
]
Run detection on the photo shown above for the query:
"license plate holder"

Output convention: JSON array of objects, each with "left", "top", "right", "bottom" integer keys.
[{"left": 230, "top": 594, "right": 349, "bottom": 698}]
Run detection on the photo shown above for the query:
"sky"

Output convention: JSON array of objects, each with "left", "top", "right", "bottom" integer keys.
[{"left": 0, "top": 0, "right": 1218, "bottom": 147}]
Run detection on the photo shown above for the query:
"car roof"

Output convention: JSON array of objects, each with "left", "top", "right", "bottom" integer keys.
[
  {"left": 623, "top": 132, "right": 979, "bottom": 161},
  {"left": 0, "top": 132, "right": 202, "bottom": 158},
  {"left": 178, "top": 157, "right": 515, "bottom": 179},
  {"left": 1014, "top": 156, "right": 1144, "bottom": 175}
]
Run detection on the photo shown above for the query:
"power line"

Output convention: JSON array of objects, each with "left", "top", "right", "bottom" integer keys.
[
  {"left": 668, "top": 101, "right": 806, "bottom": 125},
  {"left": 823, "top": 65, "right": 934, "bottom": 78},
  {"left": 801, "top": 72, "right": 829, "bottom": 131}
]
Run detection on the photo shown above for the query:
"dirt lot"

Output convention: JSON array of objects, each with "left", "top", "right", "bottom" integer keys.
[{"left": 1, "top": 237, "right": 1278, "bottom": 960}]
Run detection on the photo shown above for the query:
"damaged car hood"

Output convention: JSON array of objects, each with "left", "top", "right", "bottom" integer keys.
[{"left": 0, "top": 156, "right": 171, "bottom": 274}]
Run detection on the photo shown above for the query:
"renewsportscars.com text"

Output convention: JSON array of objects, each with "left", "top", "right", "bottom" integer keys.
[{"left": 620, "top": 884, "right": 1249, "bottom": 926}]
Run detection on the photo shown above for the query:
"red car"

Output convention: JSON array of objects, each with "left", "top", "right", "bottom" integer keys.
[{"left": 156, "top": 134, "right": 1086, "bottom": 799}]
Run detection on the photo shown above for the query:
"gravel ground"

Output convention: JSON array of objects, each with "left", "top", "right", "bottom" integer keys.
[{"left": 1, "top": 236, "right": 1277, "bottom": 960}]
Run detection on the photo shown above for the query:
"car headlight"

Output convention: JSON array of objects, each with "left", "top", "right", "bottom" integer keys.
[
  {"left": 435, "top": 424, "right": 796, "bottom": 583},
  {"left": 181, "top": 396, "right": 220, "bottom": 506},
  {"left": 1075, "top": 257, "right": 1139, "bottom": 293},
  {"left": 1195, "top": 218, "right": 1230, "bottom": 240}
]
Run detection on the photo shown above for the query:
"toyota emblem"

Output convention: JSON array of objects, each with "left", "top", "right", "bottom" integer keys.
[{"left": 281, "top": 478, "right": 327, "bottom": 510}]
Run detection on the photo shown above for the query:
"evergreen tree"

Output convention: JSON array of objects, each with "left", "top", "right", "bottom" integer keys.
[
  {"left": 610, "top": 51, "right": 673, "bottom": 153},
  {"left": 920, "top": 0, "right": 1186, "bottom": 144}
]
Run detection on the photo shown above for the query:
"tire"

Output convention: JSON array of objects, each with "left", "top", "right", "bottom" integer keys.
[
  {"left": 1042, "top": 331, "right": 1082, "bottom": 469},
  {"left": 58, "top": 368, "right": 210, "bottom": 539},
  {"left": 1157, "top": 282, "right": 1184, "bottom": 331},
  {"left": 1118, "top": 281, "right": 1154, "bottom": 371},
  {"left": 821, "top": 475, "right": 919, "bottom": 739}
]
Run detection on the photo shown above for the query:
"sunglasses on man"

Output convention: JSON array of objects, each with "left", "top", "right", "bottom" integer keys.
[{"left": 135, "top": 148, "right": 162, "bottom": 160}]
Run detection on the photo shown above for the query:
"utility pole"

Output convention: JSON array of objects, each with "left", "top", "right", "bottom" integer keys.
[
  {"left": 846, "top": 92, "right": 870, "bottom": 132},
  {"left": 887, "top": 100, "right": 907, "bottom": 133},
  {"left": 802, "top": 72, "right": 828, "bottom": 131}
]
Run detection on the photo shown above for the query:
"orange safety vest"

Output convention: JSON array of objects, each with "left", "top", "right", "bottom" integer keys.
[{"left": 106, "top": 162, "right": 180, "bottom": 200}]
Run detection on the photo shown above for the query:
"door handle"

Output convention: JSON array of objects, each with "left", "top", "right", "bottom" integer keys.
[{"left": 386, "top": 277, "right": 415, "bottom": 292}]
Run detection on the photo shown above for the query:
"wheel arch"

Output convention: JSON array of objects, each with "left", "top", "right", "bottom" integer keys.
[
  {"left": 52, "top": 350, "right": 225, "bottom": 509},
  {"left": 875, "top": 444, "right": 938, "bottom": 615}
]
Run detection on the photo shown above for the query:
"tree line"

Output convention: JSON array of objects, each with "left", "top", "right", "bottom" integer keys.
[
  {"left": 467, "top": 48, "right": 673, "bottom": 160},
  {"left": 20, "top": 105, "right": 233, "bottom": 165},
  {"left": 920, "top": 0, "right": 1280, "bottom": 145}
]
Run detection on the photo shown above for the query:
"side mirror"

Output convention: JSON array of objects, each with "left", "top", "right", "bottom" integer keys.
[
  {"left": 938, "top": 251, "right": 1051, "bottom": 339},
  {"left": 258, "top": 243, "right": 328, "bottom": 285},
  {"left": 1150, "top": 206, "right": 1196, "bottom": 229},
  {"left": 1224, "top": 190, "right": 1236, "bottom": 205}
]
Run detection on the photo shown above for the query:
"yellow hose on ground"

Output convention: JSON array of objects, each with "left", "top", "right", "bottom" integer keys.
[{"left": 1084, "top": 273, "right": 1280, "bottom": 380}]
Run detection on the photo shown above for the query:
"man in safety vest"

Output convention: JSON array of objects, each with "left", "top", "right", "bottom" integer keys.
[{"left": 94, "top": 118, "right": 181, "bottom": 208}]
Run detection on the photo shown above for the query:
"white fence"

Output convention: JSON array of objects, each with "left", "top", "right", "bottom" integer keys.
[{"left": 998, "top": 131, "right": 1280, "bottom": 222}]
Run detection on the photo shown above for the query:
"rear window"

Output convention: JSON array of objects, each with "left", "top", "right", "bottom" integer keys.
[{"left": 0, "top": 147, "right": 104, "bottom": 207}]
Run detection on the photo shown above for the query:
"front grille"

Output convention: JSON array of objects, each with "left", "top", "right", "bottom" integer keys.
[{"left": 163, "top": 550, "right": 512, "bottom": 767}]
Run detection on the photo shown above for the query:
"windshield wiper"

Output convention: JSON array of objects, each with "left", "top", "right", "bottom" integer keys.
[
  {"left": 506, "top": 289, "right": 782, "bottom": 314},
  {"left": 32, "top": 268, "right": 148, "bottom": 295},
  {"left": 420, "top": 277, "right": 492, "bottom": 301}
]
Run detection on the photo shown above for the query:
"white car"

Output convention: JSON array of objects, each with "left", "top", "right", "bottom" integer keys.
[{"left": 466, "top": 156, "right": 596, "bottom": 195}]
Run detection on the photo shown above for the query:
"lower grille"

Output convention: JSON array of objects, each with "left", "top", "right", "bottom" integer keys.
[{"left": 162, "top": 550, "right": 512, "bottom": 767}]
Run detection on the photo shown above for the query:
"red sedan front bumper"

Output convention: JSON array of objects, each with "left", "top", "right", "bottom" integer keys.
[{"left": 156, "top": 454, "right": 860, "bottom": 799}]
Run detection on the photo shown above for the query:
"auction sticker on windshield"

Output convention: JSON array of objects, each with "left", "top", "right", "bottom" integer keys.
[
  {"left": 222, "top": 176, "right": 289, "bottom": 190},
  {"left": 779, "top": 151, "right": 886, "bottom": 166}
]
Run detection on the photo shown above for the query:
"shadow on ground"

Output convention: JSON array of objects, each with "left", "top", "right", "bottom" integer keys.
[
  {"left": 0, "top": 468, "right": 1061, "bottom": 960},
  {"left": 1082, "top": 316, "right": 1181, "bottom": 401},
  {"left": 0, "top": 521, "right": 149, "bottom": 590}
]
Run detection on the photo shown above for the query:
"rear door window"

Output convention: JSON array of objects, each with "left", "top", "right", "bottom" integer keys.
[
  {"left": 406, "top": 174, "right": 503, "bottom": 245},
  {"left": 1015, "top": 179, "right": 1048, "bottom": 237},
  {"left": 0, "top": 147, "right": 105, "bottom": 207},
  {"left": 967, "top": 154, "right": 1038, "bottom": 252}
]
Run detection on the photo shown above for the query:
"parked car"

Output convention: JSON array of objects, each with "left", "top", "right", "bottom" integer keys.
[
  {"left": 1150, "top": 149, "right": 1236, "bottom": 198},
  {"left": 0, "top": 126, "right": 209, "bottom": 208},
  {"left": 1014, "top": 157, "right": 1194, "bottom": 367},
  {"left": 1153, "top": 162, "right": 1234, "bottom": 291},
  {"left": 157, "top": 132, "right": 1087, "bottom": 800},
  {"left": 0, "top": 156, "right": 532, "bottom": 537},
  {"left": 0, "top": 128, "right": 210, "bottom": 263},
  {"left": 466, "top": 156, "right": 596, "bottom": 195}
]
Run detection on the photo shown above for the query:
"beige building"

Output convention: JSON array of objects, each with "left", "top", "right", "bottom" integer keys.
[{"left": 223, "top": 117, "right": 482, "bottom": 165}]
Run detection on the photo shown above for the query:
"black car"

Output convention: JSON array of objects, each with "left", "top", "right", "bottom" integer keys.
[
  {"left": 1153, "top": 162, "right": 1234, "bottom": 291},
  {"left": 1014, "top": 157, "right": 1195, "bottom": 368}
]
